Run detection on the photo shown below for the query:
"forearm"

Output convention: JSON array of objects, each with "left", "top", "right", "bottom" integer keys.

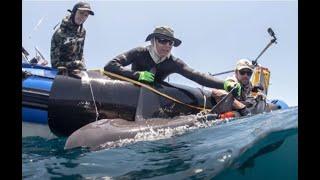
[
  {"left": 104, "top": 59, "right": 139, "bottom": 80},
  {"left": 78, "top": 57, "right": 86, "bottom": 69},
  {"left": 104, "top": 48, "right": 143, "bottom": 80},
  {"left": 50, "top": 53, "right": 63, "bottom": 68},
  {"left": 184, "top": 70, "right": 224, "bottom": 89},
  {"left": 51, "top": 32, "right": 64, "bottom": 68},
  {"left": 79, "top": 38, "right": 86, "bottom": 68},
  {"left": 178, "top": 62, "right": 224, "bottom": 89}
]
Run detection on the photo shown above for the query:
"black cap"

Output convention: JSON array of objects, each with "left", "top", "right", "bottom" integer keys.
[{"left": 68, "top": 1, "right": 94, "bottom": 16}]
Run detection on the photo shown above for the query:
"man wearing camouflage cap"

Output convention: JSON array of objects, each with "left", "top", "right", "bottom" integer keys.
[
  {"left": 219, "top": 58, "right": 258, "bottom": 116},
  {"left": 224, "top": 59, "right": 255, "bottom": 101},
  {"left": 104, "top": 26, "right": 225, "bottom": 89},
  {"left": 51, "top": 1, "right": 94, "bottom": 74}
]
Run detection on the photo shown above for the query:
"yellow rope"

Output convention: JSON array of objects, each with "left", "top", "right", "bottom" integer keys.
[{"left": 92, "top": 69, "right": 207, "bottom": 111}]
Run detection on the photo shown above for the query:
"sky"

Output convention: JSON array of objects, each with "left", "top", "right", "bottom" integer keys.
[{"left": 22, "top": 0, "right": 298, "bottom": 106}]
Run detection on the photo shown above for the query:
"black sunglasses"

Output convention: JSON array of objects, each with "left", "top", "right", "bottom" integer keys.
[
  {"left": 239, "top": 70, "right": 253, "bottom": 76},
  {"left": 156, "top": 38, "right": 174, "bottom": 46}
]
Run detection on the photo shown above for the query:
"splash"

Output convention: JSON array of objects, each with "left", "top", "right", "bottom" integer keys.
[{"left": 96, "top": 115, "right": 239, "bottom": 150}]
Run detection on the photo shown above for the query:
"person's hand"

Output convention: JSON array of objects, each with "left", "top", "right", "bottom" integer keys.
[
  {"left": 68, "top": 60, "right": 85, "bottom": 70},
  {"left": 238, "top": 107, "right": 251, "bottom": 116},
  {"left": 57, "top": 66, "right": 68, "bottom": 75},
  {"left": 252, "top": 85, "right": 264, "bottom": 92},
  {"left": 74, "top": 60, "right": 85, "bottom": 69},
  {"left": 224, "top": 80, "right": 241, "bottom": 97},
  {"left": 69, "top": 69, "right": 82, "bottom": 79},
  {"left": 138, "top": 71, "right": 155, "bottom": 83}
]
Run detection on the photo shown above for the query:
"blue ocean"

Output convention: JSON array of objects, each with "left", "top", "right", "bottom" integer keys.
[{"left": 22, "top": 106, "right": 297, "bottom": 180}]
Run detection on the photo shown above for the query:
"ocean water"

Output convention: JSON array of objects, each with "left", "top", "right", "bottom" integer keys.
[{"left": 22, "top": 106, "right": 298, "bottom": 180}]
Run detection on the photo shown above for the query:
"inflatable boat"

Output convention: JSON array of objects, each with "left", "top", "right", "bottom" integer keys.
[
  {"left": 22, "top": 62, "right": 218, "bottom": 137},
  {"left": 22, "top": 62, "right": 288, "bottom": 141}
]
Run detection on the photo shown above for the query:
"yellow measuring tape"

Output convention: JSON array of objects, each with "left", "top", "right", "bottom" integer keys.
[{"left": 93, "top": 69, "right": 207, "bottom": 111}]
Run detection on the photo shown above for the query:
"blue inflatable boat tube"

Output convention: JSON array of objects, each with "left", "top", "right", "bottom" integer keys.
[{"left": 22, "top": 63, "right": 57, "bottom": 124}]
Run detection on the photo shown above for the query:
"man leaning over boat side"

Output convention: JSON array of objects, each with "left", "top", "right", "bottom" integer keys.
[
  {"left": 104, "top": 25, "right": 225, "bottom": 90},
  {"left": 211, "top": 59, "right": 265, "bottom": 116},
  {"left": 50, "top": 1, "right": 94, "bottom": 75}
]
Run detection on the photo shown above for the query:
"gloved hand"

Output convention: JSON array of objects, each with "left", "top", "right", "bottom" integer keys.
[
  {"left": 224, "top": 80, "right": 241, "bottom": 98},
  {"left": 238, "top": 107, "right": 251, "bottom": 116},
  {"left": 57, "top": 66, "right": 68, "bottom": 75},
  {"left": 68, "top": 60, "right": 85, "bottom": 70},
  {"left": 69, "top": 69, "right": 82, "bottom": 79},
  {"left": 138, "top": 71, "right": 154, "bottom": 83},
  {"left": 252, "top": 85, "right": 264, "bottom": 93}
]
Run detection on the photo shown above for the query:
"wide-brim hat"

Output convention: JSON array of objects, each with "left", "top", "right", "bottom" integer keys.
[
  {"left": 68, "top": 1, "right": 94, "bottom": 16},
  {"left": 145, "top": 26, "right": 182, "bottom": 47},
  {"left": 236, "top": 59, "right": 254, "bottom": 71}
]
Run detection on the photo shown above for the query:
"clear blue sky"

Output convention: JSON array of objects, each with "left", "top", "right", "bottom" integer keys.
[{"left": 22, "top": 0, "right": 298, "bottom": 106}]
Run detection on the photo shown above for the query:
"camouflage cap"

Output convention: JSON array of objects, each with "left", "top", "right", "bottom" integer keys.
[
  {"left": 236, "top": 59, "right": 254, "bottom": 71},
  {"left": 68, "top": 1, "right": 94, "bottom": 16},
  {"left": 145, "top": 26, "right": 182, "bottom": 47}
]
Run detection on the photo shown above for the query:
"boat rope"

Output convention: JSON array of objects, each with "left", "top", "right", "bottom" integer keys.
[
  {"left": 209, "top": 86, "right": 237, "bottom": 113},
  {"left": 196, "top": 86, "right": 238, "bottom": 120},
  {"left": 100, "top": 70, "right": 207, "bottom": 111},
  {"left": 198, "top": 87, "right": 208, "bottom": 112},
  {"left": 83, "top": 71, "right": 99, "bottom": 121}
]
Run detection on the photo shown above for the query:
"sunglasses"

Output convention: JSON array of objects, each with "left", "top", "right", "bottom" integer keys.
[
  {"left": 239, "top": 70, "right": 253, "bottom": 76},
  {"left": 156, "top": 38, "right": 174, "bottom": 46}
]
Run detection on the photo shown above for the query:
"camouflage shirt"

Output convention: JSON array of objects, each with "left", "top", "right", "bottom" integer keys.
[{"left": 50, "top": 15, "right": 86, "bottom": 70}]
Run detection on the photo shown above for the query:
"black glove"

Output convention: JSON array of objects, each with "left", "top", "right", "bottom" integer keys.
[
  {"left": 252, "top": 85, "right": 264, "bottom": 93},
  {"left": 68, "top": 60, "right": 85, "bottom": 70},
  {"left": 69, "top": 69, "right": 84, "bottom": 79},
  {"left": 57, "top": 66, "right": 68, "bottom": 75},
  {"left": 238, "top": 107, "right": 251, "bottom": 116}
]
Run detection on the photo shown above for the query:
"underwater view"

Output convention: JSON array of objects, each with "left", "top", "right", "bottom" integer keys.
[{"left": 22, "top": 106, "right": 297, "bottom": 179}]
